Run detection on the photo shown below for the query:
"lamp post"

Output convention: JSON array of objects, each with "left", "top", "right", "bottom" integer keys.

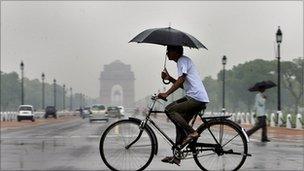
[
  {"left": 20, "top": 61, "right": 24, "bottom": 105},
  {"left": 222, "top": 55, "right": 227, "bottom": 113},
  {"left": 53, "top": 79, "right": 57, "bottom": 108},
  {"left": 69, "top": 87, "right": 73, "bottom": 111},
  {"left": 41, "top": 73, "right": 45, "bottom": 110},
  {"left": 276, "top": 26, "right": 282, "bottom": 125},
  {"left": 63, "top": 84, "right": 66, "bottom": 111},
  {"left": 80, "top": 93, "right": 83, "bottom": 109}
]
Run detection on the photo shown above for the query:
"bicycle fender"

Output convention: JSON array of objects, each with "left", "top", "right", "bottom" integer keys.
[{"left": 128, "top": 117, "right": 159, "bottom": 155}]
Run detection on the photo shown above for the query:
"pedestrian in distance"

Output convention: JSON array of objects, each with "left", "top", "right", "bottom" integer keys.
[{"left": 246, "top": 87, "right": 270, "bottom": 142}]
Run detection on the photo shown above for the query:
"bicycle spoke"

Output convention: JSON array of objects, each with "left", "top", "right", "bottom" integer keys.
[
  {"left": 222, "top": 133, "right": 240, "bottom": 148},
  {"left": 207, "top": 127, "right": 220, "bottom": 145},
  {"left": 129, "top": 144, "right": 152, "bottom": 148}
]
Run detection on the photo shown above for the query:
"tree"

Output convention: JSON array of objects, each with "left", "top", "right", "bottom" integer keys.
[
  {"left": 217, "top": 59, "right": 276, "bottom": 112},
  {"left": 281, "top": 57, "right": 304, "bottom": 114},
  {"left": 203, "top": 76, "right": 220, "bottom": 112},
  {"left": 0, "top": 72, "right": 21, "bottom": 110}
]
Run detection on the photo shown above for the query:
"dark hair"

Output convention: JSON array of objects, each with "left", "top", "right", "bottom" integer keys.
[{"left": 167, "top": 45, "right": 183, "bottom": 55}]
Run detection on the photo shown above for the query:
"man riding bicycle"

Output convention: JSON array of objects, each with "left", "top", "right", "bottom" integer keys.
[{"left": 157, "top": 45, "right": 209, "bottom": 165}]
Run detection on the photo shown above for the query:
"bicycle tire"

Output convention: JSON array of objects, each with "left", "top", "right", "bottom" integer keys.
[
  {"left": 100, "top": 119, "right": 155, "bottom": 171},
  {"left": 193, "top": 119, "right": 248, "bottom": 171}
]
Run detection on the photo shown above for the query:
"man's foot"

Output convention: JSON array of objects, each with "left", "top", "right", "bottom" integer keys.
[
  {"left": 181, "top": 131, "right": 200, "bottom": 146},
  {"left": 261, "top": 139, "right": 270, "bottom": 142},
  {"left": 161, "top": 156, "right": 181, "bottom": 166}
]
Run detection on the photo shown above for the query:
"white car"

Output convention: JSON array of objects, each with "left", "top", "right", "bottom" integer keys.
[
  {"left": 17, "top": 105, "right": 35, "bottom": 122},
  {"left": 89, "top": 104, "right": 108, "bottom": 122},
  {"left": 117, "top": 106, "right": 125, "bottom": 116}
]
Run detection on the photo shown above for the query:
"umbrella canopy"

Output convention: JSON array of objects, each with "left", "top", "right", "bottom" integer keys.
[
  {"left": 248, "top": 80, "right": 277, "bottom": 92},
  {"left": 129, "top": 27, "right": 207, "bottom": 49}
]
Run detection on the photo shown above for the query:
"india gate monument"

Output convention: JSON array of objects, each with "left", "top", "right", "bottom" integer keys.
[{"left": 99, "top": 60, "right": 135, "bottom": 107}]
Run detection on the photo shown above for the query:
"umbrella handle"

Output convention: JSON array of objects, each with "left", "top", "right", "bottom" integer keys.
[{"left": 162, "top": 79, "right": 170, "bottom": 85}]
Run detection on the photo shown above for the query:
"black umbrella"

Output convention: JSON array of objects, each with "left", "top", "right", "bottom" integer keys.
[
  {"left": 129, "top": 27, "right": 207, "bottom": 49},
  {"left": 248, "top": 80, "right": 277, "bottom": 92}
]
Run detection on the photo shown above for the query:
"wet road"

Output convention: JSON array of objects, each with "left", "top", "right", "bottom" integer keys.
[{"left": 1, "top": 116, "right": 303, "bottom": 170}]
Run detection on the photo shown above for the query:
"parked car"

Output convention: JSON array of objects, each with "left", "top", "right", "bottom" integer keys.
[
  {"left": 106, "top": 106, "right": 123, "bottom": 118},
  {"left": 89, "top": 104, "right": 108, "bottom": 122},
  {"left": 81, "top": 107, "right": 92, "bottom": 119},
  {"left": 17, "top": 105, "right": 35, "bottom": 122},
  {"left": 44, "top": 106, "right": 57, "bottom": 119}
]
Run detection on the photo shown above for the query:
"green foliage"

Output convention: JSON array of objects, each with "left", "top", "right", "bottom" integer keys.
[
  {"left": 0, "top": 72, "right": 21, "bottom": 111},
  {"left": 204, "top": 58, "right": 303, "bottom": 114},
  {"left": 0, "top": 72, "right": 93, "bottom": 111}
]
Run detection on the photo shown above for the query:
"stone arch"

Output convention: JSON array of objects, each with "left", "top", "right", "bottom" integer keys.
[
  {"left": 99, "top": 60, "right": 135, "bottom": 107},
  {"left": 111, "top": 84, "right": 123, "bottom": 106}
]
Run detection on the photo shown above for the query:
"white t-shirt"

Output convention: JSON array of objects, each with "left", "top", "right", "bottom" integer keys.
[{"left": 177, "top": 56, "right": 209, "bottom": 103}]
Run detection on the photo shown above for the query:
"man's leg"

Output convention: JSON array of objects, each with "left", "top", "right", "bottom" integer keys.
[
  {"left": 246, "top": 117, "right": 263, "bottom": 137},
  {"left": 165, "top": 98, "right": 201, "bottom": 135},
  {"left": 166, "top": 97, "right": 204, "bottom": 147},
  {"left": 260, "top": 116, "right": 269, "bottom": 141},
  {"left": 165, "top": 97, "right": 188, "bottom": 145},
  {"left": 162, "top": 97, "right": 202, "bottom": 165},
  {"left": 175, "top": 112, "right": 195, "bottom": 145}
]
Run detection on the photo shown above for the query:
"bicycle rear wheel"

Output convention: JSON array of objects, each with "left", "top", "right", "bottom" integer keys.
[
  {"left": 193, "top": 120, "right": 248, "bottom": 171},
  {"left": 99, "top": 119, "right": 155, "bottom": 171}
]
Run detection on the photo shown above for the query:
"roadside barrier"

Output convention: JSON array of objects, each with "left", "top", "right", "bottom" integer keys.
[
  {"left": 278, "top": 111, "right": 284, "bottom": 127},
  {"left": 0, "top": 111, "right": 74, "bottom": 121},
  {"left": 286, "top": 114, "right": 292, "bottom": 128},
  {"left": 270, "top": 113, "right": 276, "bottom": 127},
  {"left": 231, "top": 113, "right": 237, "bottom": 122},
  {"left": 250, "top": 112, "right": 255, "bottom": 125},
  {"left": 296, "top": 114, "right": 303, "bottom": 129},
  {"left": 245, "top": 112, "right": 250, "bottom": 124},
  {"left": 241, "top": 112, "right": 246, "bottom": 124},
  {"left": 236, "top": 112, "right": 241, "bottom": 124}
]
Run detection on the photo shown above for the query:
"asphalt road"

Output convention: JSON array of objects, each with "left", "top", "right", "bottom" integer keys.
[{"left": 1, "top": 115, "right": 303, "bottom": 170}]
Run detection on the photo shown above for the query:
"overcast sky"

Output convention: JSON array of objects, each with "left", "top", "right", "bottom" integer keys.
[{"left": 1, "top": 1, "right": 303, "bottom": 100}]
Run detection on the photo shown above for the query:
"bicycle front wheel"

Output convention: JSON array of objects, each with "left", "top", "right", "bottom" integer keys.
[
  {"left": 193, "top": 120, "right": 248, "bottom": 171},
  {"left": 99, "top": 119, "right": 155, "bottom": 171}
]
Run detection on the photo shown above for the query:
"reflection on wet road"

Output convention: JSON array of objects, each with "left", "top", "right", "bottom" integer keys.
[{"left": 1, "top": 117, "right": 303, "bottom": 170}]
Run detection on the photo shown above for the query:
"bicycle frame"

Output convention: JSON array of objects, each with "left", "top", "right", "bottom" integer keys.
[
  {"left": 141, "top": 96, "right": 176, "bottom": 147},
  {"left": 135, "top": 96, "right": 207, "bottom": 148},
  {"left": 127, "top": 95, "right": 250, "bottom": 156}
]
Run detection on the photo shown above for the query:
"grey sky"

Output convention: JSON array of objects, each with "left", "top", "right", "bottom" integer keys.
[{"left": 1, "top": 1, "right": 303, "bottom": 100}]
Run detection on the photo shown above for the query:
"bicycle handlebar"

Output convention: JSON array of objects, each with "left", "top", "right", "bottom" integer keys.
[{"left": 151, "top": 94, "right": 167, "bottom": 102}]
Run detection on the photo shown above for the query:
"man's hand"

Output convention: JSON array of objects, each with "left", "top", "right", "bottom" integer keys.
[
  {"left": 157, "top": 92, "right": 168, "bottom": 101},
  {"left": 161, "top": 68, "right": 171, "bottom": 80}
]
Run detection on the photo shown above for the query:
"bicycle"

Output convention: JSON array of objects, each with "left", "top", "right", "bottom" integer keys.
[{"left": 99, "top": 95, "right": 251, "bottom": 171}]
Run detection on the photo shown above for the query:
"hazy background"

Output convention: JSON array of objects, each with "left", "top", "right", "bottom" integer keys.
[{"left": 1, "top": 1, "right": 303, "bottom": 100}]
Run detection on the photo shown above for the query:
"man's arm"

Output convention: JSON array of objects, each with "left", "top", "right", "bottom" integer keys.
[
  {"left": 166, "top": 75, "right": 186, "bottom": 96},
  {"left": 161, "top": 69, "right": 183, "bottom": 89},
  {"left": 169, "top": 76, "right": 185, "bottom": 89}
]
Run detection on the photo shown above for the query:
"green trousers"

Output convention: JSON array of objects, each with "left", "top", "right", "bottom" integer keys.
[{"left": 165, "top": 96, "right": 206, "bottom": 145}]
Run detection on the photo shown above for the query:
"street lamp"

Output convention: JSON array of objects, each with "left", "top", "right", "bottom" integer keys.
[
  {"left": 53, "top": 79, "right": 57, "bottom": 108},
  {"left": 222, "top": 55, "right": 227, "bottom": 113},
  {"left": 69, "top": 87, "right": 73, "bottom": 111},
  {"left": 276, "top": 26, "right": 282, "bottom": 125},
  {"left": 80, "top": 93, "right": 83, "bottom": 108},
  {"left": 63, "top": 84, "right": 66, "bottom": 111},
  {"left": 41, "top": 73, "right": 45, "bottom": 110},
  {"left": 20, "top": 61, "right": 24, "bottom": 105}
]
